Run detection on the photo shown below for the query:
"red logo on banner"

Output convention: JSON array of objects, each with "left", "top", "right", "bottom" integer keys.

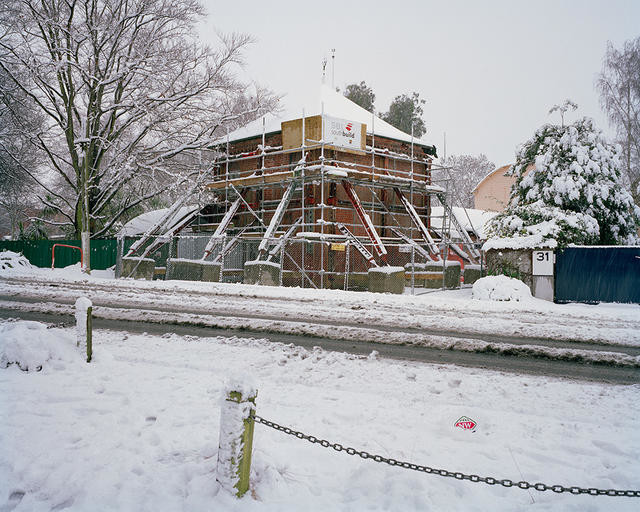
[
  {"left": 345, "top": 122, "right": 353, "bottom": 132},
  {"left": 454, "top": 416, "right": 477, "bottom": 431}
]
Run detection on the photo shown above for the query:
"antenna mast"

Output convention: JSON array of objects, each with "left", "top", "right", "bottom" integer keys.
[
  {"left": 443, "top": 132, "right": 447, "bottom": 161},
  {"left": 321, "top": 57, "right": 327, "bottom": 84},
  {"left": 331, "top": 49, "right": 335, "bottom": 89}
]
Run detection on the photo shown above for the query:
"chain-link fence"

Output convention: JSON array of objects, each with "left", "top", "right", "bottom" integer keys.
[{"left": 116, "top": 232, "right": 485, "bottom": 292}]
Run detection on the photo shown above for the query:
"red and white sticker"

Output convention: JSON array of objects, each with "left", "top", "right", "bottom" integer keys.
[{"left": 454, "top": 416, "right": 477, "bottom": 431}]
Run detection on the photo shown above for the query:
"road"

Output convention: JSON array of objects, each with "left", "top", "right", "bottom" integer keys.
[{"left": 1, "top": 274, "right": 639, "bottom": 385}]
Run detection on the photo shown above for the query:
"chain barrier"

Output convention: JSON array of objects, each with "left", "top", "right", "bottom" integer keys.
[{"left": 254, "top": 415, "right": 640, "bottom": 498}]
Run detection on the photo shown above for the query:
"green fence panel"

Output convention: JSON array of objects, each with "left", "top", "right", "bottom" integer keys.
[{"left": 0, "top": 239, "right": 117, "bottom": 270}]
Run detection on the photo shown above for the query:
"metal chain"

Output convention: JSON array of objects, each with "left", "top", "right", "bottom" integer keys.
[{"left": 253, "top": 415, "right": 640, "bottom": 498}]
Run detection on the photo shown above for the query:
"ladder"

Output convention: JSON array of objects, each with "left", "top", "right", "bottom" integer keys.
[
  {"left": 437, "top": 193, "right": 481, "bottom": 262},
  {"left": 211, "top": 222, "right": 256, "bottom": 265},
  {"left": 256, "top": 156, "right": 307, "bottom": 259},
  {"left": 392, "top": 188, "right": 440, "bottom": 256},
  {"left": 201, "top": 195, "right": 244, "bottom": 260},
  {"left": 336, "top": 222, "right": 379, "bottom": 268},
  {"left": 377, "top": 168, "right": 439, "bottom": 256},
  {"left": 266, "top": 216, "right": 303, "bottom": 262},
  {"left": 341, "top": 180, "right": 388, "bottom": 264},
  {"left": 257, "top": 180, "right": 299, "bottom": 258},
  {"left": 389, "top": 226, "right": 434, "bottom": 262}
]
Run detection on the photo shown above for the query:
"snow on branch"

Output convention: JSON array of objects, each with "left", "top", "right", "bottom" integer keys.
[{"left": 1, "top": 0, "right": 276, "bottom": 240}]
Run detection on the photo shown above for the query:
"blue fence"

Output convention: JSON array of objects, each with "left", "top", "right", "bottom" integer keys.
[{"left": 555, "top": 246, "right": 640, "bottom": 304}]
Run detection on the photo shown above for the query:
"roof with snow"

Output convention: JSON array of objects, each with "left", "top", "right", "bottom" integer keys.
[
  {"left": 430, "top": 206, "right": 497, "bottom": 240},
  {"left": 219, "top": 84, "right": 437, "bottom": 153},
  {"left": 118, "top": 206, "right": 200, "bottom": 237},
  {"left": 472, "top": 164, "right": 512, "bottom": 194}
]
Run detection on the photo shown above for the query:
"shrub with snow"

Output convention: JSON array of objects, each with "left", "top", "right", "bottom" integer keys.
[
  {"left": 484, "top": 202, "right": 600, "bottom": 249},
  {"left": 472, "top": 275, "right": 532, "bottom": 302},
  {"left": 0, "top": 321, "right": 80, "bottom": 371},
  {"left": 485, "top": 117, "right": 640, "bottom": 247},
  {"left": 0, "top": 251, "right": 33, "bottom": 271}
]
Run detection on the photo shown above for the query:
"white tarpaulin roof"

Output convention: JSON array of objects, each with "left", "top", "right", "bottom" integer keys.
[
  {"left": 118, "top": 206, "right": 200, "bottom": 237},
  {"left": 220, "top": 84, "right": 435, "bottom": 149},
  {"left": 430, "top": 206, "right": 497, "bottom": 240}
]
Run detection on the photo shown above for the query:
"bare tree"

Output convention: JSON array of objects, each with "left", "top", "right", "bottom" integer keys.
[
  {"left": 595, "top": 37, "right": 640, "bottom": 205},
  {"left": 435, "top": 154, "right": 495, "bottom": 208},
  {"left": 0, "top": 0, "right": 275, "bottom": 269},
  {"left": 548, "top": 99, "right": 578, "bottom": 126}
]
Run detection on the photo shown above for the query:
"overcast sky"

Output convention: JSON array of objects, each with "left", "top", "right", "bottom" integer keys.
[{"left": 200, "top": 0, "right": 639, "bottom": 167}]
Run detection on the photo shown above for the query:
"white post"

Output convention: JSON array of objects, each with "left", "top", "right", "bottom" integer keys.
[
  {"left": 75, "top": 297, "right": 93, "bottom": 362},
  {"left": 216, "top": 380, "right": 257, "bottom": 498},
  {"left": 81, "top": 231, "right": 91, "bottom": 274}
]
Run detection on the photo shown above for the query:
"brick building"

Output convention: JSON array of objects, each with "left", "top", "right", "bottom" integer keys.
[{"left": 122, "top": 85, "right": 481, "bottom": 290}]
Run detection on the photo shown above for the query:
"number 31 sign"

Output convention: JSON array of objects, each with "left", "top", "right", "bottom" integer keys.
[{"left": 532, "top": 250, "right": 554, "bottom": 276}]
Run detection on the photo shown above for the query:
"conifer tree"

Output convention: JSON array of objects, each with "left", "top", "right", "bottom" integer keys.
[{"left": 486, "top": 117, "right": 640, "bottom": 247}]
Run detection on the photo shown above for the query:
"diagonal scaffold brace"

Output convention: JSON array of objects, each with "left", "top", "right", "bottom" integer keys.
[{"left": 341, "top": 179, "right": 388, "bottom": 265}]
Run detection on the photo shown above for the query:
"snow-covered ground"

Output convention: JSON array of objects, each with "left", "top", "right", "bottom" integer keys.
[
  {"left": 1, "top": 320, "right": 639, "bottom": 511},
  {"left": 1, "top": 252, "right": 639, "bottom": 510}
]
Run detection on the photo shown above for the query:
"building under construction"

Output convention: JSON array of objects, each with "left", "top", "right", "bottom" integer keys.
[{"left": 120, "top": 85, "right": 482, "bottom": 292}]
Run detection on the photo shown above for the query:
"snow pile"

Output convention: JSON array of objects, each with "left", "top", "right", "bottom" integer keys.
[
  {"left": 0, "top": 321, "right": 80, "bottom": 371},
  {"left": 472, "top": 275, "right": 532, "bottom": 302},
  {"left": 0, "top": 251, "right": 33, "bottom": 271}
]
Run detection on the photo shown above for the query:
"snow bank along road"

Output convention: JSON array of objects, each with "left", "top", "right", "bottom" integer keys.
[{"left": 1, "top": 274, "right": 639, "bottom": 383}]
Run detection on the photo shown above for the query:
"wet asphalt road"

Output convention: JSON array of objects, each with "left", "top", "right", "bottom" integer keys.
[{"left": 2, "top": 307, "right": 638, "bottom": 385}]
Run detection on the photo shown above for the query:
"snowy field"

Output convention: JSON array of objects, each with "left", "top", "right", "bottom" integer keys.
[
  {"left": 1, "top": 252, "right": 640, "bottom": 510},
  {"left": 1, "top": 320, "right": 639, "bottom": 511}
]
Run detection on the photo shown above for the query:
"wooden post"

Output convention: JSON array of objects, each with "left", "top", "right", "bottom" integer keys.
[
  {"left": 216, "top": 386, "right": 257, "bottom": 498},
  {"left": 86, "top": 306, "right": 92, "bottom": 363}
]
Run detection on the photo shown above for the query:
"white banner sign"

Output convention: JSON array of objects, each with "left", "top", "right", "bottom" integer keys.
[{"left": 323, "top": 115, "right": 362, "bottom": 150}]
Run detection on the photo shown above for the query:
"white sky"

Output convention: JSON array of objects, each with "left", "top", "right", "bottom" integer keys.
[{"left": 200, "top": 0, "right": 639, "bottom": 167}]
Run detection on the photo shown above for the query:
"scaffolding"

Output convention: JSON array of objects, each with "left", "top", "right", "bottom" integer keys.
[
  {"left": 186, "top": 111, "right": 480, "bottom": 290},
  {"left": 116, "top": 98, "right": 484, "bottom": 290}
]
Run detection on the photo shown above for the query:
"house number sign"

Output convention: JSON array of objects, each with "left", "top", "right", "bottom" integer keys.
[{"left": 532, "top": 250, "right": 554, "bottom": 276}]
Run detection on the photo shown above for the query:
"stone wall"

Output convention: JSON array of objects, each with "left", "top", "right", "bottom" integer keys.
[
  {"left": 463, "top": 264, "right": 482, "bottom": 286},
  {"left": 484, "top": 248, "right": 555, "bottom": 301},
  {"left": 484, "top": 248, "right": 533, "bottom": 289},
  {"left": 244, "top": 260, "right": 281, "bottom": 286},
  {"left": 368, "top": 267, "right": 405, "bottom": 294},
  {"left": 121, "top": 257, "right": 155, "bottom": 280},
  {"left": 166, "top": 259, "right": 221, "bottom": 282},
  {"left": 406, "top": 261, "right": 461, "bottom": 289}
]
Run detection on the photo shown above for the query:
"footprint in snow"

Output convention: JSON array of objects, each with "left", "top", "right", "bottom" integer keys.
[{"left": 1, "top": 491, "right": 25, "bottom": 512}]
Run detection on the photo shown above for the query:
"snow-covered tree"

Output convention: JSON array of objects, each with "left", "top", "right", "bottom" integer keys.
[
  {"left": 434, "top": 154, "right": 495, "bottom": 208},
  {"left": 0, "top": 0, "right": 275, "bottom": 269},
  {"left": 343, "top": 81, "right": 375, "bottom": 113},
  {"left": 486, "top": 117, "right": 640, "bottom": 247},
  {"left": 595, "top": 37, "right": 640, "bottom": 206},
  {"left": 382, "top": 92, "right": 426, "bottom": 138},
  {"left": 0, "top": 64, "right": 42, "bottom": 239}
]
